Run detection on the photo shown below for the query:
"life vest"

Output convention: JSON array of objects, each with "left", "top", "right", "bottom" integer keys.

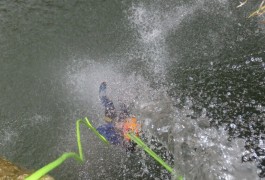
[{"left": 122, "top": 117, "right": 141, "bottom": 141}]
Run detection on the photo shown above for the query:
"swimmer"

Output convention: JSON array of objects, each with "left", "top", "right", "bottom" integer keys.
[
  {"left": 96, "top": 82, "right": 141, "bottom": 152},
  {"left": 96, "top": 82, "right": 174, "bottom": 178}
]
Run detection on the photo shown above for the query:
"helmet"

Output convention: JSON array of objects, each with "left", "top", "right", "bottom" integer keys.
[{"left": 122, "top": 117, "right": 141, "bottom": 141}]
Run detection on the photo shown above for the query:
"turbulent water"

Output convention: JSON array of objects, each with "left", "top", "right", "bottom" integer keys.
[{"left": 0, "top": 0, "right": 264, "bottom": 179}]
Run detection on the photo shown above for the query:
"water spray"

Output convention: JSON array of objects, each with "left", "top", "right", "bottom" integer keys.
[{"left": 25, "top": 117, "right": 183, "bottom": 180}]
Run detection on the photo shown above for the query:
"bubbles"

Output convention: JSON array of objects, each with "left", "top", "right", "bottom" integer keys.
[
  {"left": 172, "top": 108, "right": 258, "bottom": 180},
  {"left": 251, "top": 57, "right": 263, "bottom": 62},
  {"left": 230, "top": 123, "right": 236, "bottom": 129},
  {"left": 125, "top": 1, "right": 198, "bottom": 76},
  {"left": 0, "top": 0, "right": 263, "bottom": 179},
  {"left": 256, "top": 104, "right": 265, "bottom": 112},
  {"left": 156, "top": 125, "right": 171, "bottom": 136},
  {"left": 0, "top": 128, "right": 18, "bottom": 147},
  {"left": 27, "top": 114, "right": 50, "bottom": 127},
  {"left": 246, "top": 57, "right": 263, "bottom": 65},
  {"left": 63, "top": 57, "right": 177, "bottom": 178}
]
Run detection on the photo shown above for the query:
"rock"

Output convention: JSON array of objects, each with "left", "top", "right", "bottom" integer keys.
[{"left": 0, "top": 157, "right": 54, "bottom": 180}]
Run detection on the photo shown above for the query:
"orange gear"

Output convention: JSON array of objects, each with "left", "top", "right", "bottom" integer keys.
[{"left": 122, "top": 117, "right": 141, "bottom": 141}]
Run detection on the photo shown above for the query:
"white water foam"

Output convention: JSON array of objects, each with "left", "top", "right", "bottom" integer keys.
[
  {"left": 123, "top": 1, "right": 261, "bottom": 179},
  {"left": 61, "top": 1, "right": 262, "bottom": 179},
  {"left": 172, "top": 107, "right": 259, "bottom": 180},
  {"left": 126, "top": 1, "right": 198, "bottom": 76},
  {"left": 63, "top": 59, "right": 177, "bottom": 178}
]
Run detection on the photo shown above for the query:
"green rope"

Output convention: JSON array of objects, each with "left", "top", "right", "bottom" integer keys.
[
  {"left": 127, "top": 133, "right": 183, "bottom": 180},
  {"left": 25, "top": 117, "right": 183, "bottom": 180},
  {"left": 25, "top": 153, "right": 80, "bottom": 180},
  {"left": 25, "top": 118, "right": 108, "bottom": 180}
]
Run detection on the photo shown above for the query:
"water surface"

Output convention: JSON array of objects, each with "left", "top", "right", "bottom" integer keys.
[{"left": 0, "top": 0, "right": 264, "bottom": 179}]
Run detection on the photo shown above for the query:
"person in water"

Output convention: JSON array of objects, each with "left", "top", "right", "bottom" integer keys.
[{"left": 96, "top": 82, "right": 141, "bottom": 152}]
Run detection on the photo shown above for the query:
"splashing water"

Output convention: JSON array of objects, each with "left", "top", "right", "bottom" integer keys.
[{"left": 0, "top": 0, "right": 264, "bottom": 179}]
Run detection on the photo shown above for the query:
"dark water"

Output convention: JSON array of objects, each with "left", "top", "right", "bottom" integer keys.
[{"left": 0, "top": 0, "right": 264, "bottom": 179}]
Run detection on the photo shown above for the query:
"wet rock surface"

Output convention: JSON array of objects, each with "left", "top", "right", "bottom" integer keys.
[{"left": 0, "top": 157, "right": 54, "bottom": 180}]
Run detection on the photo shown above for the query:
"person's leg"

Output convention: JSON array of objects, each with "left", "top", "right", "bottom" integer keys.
[
  {"left": 118, "top": 103, "right": 130, "bottom": 122},
  {"left": 99, "top": 82, "right": 117, "bottom": 120}
]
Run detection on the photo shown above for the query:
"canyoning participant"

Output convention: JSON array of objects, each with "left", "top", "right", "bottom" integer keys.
[
  {"left": 96, "top": 82, "right": 141, "bottom": 152},
  {"left": 95, "top": 82, "right": 175, "bottom": 178}
]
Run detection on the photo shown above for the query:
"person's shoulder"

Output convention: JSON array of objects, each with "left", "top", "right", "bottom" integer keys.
[{"left": 98, "top": 122, "right": 114, "bottom": 129}]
